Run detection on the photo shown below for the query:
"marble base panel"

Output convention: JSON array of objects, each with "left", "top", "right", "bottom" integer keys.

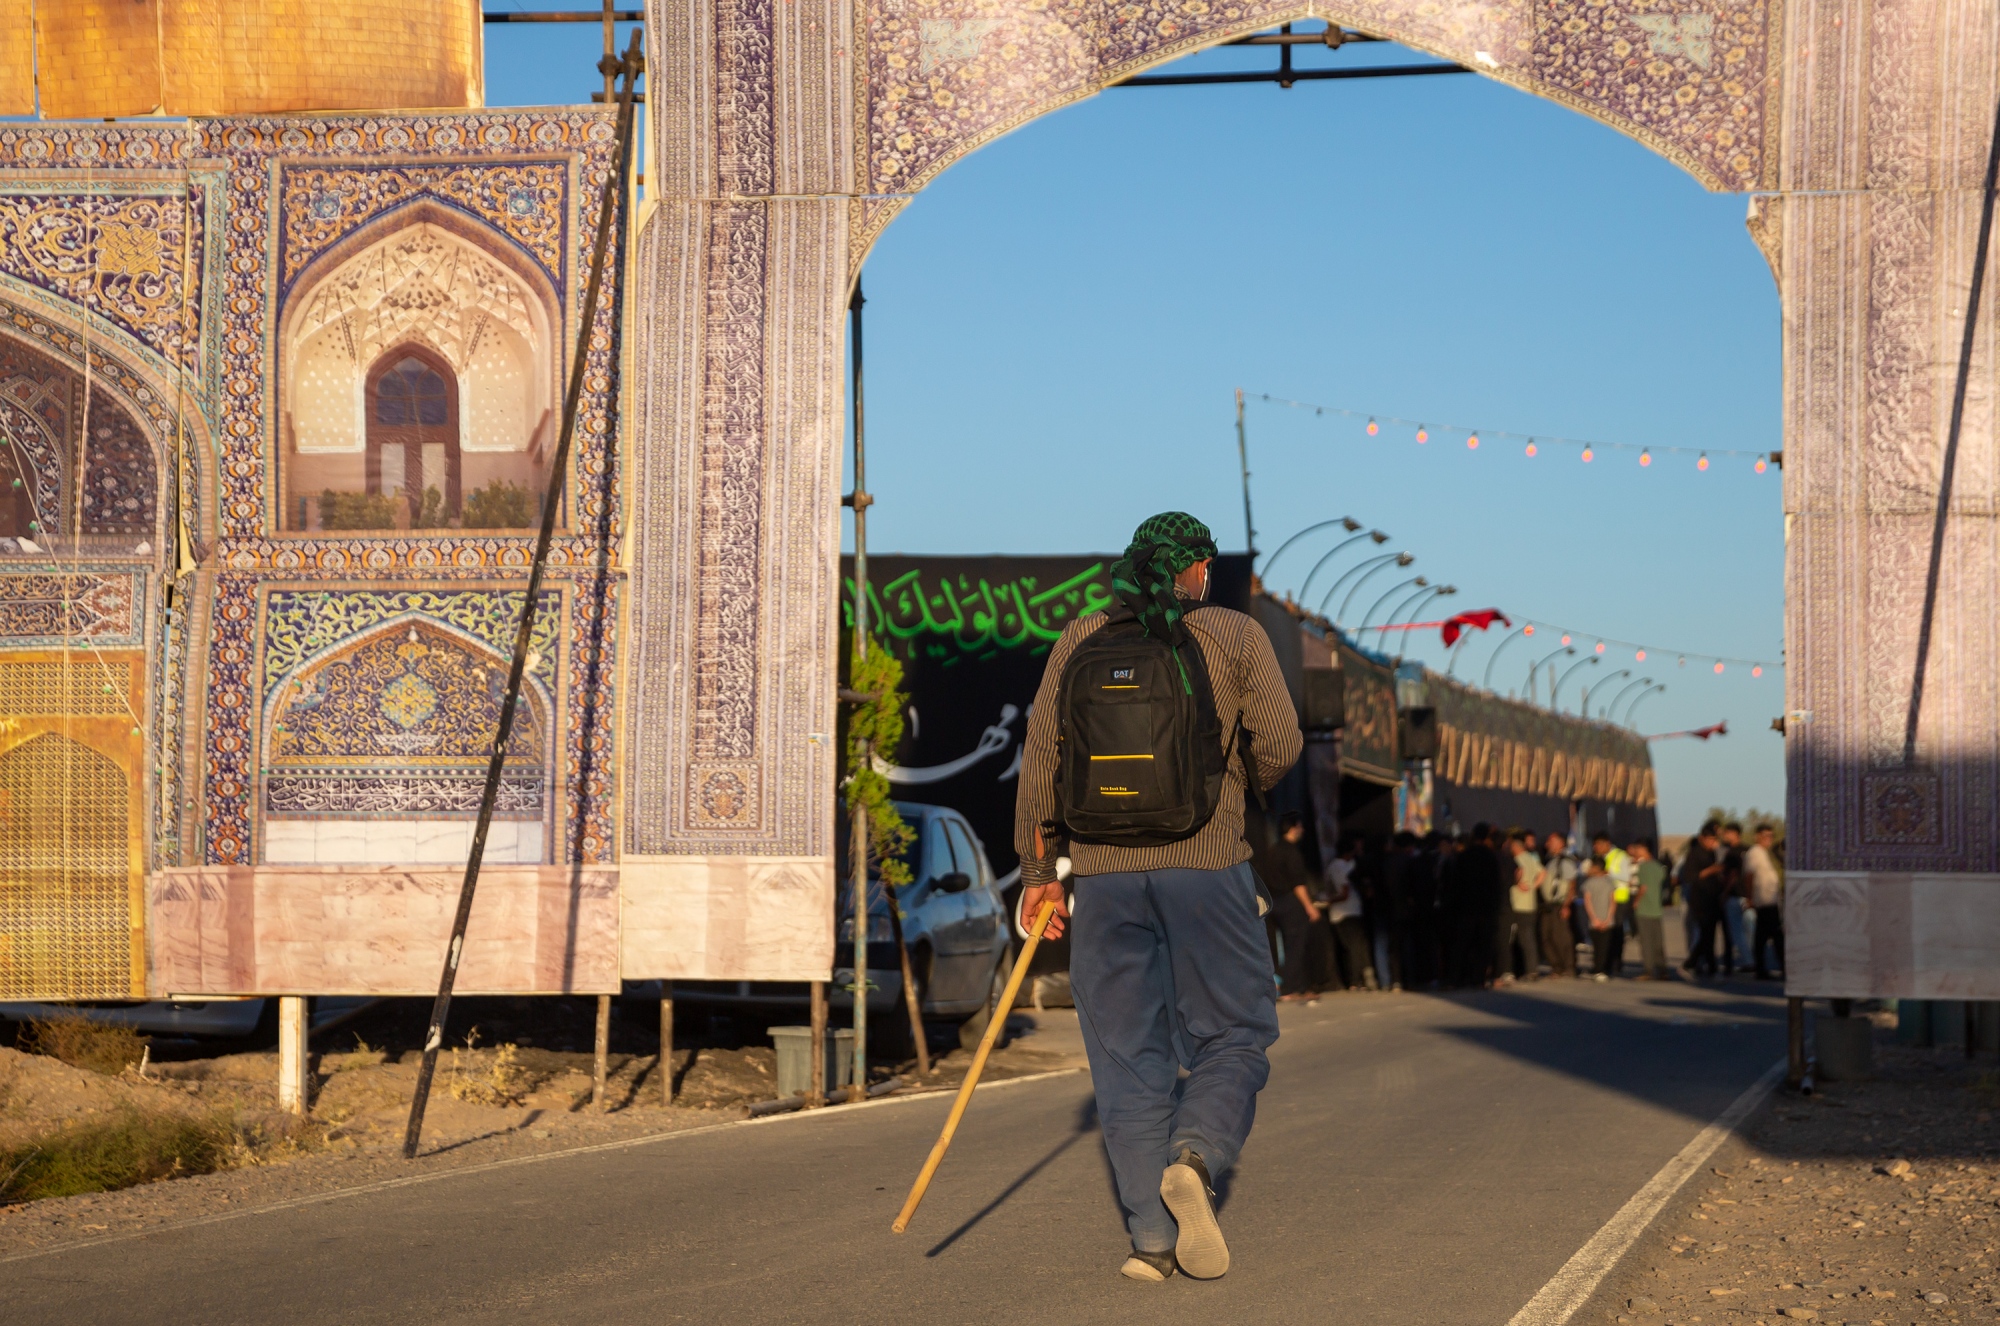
[
  {"left": 147, "top": 865, "right": 618, "bottom": 995},
  {"left": 260, "top": 819, "right": 546, "bottom": 866},
  {"left": 1786, "top": 872, "right": 2000, "bottom": 1000},
  {"left": 620, "top": 856, "right": 835, "bottom": 982}
]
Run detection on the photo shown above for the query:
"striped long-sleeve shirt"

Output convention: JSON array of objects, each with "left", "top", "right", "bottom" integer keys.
[{"left": 1013, "top": 605, "right": 1303, "bottom": 884}]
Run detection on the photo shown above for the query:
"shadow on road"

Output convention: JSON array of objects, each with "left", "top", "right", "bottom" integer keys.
[
  {"left": 926, "top": 1096, "right": 1101, "bottom": 1257},
  {"left": 1414, "top": 982, "right": 1785, "bottom": 1123}
]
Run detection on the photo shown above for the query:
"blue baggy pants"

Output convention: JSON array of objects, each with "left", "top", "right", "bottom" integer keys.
[{"left": 1068, "top": 862, "right": 1280, "bottom": 1253}]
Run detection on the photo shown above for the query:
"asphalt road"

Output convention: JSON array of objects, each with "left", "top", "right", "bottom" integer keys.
[{"left": 9, "top": 979, "right": 1785, "bottom": 1326}]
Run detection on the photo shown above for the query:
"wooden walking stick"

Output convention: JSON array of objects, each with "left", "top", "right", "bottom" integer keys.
[{"left": 892, "top": 899, "right": 1058, "bottom": 1234}]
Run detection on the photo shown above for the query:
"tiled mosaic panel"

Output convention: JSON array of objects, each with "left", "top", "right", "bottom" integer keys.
[{"left": 0, "top": 656, "right": 146, "bottom": 1000}]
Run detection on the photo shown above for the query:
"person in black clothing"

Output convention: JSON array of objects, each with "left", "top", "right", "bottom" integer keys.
[
  {"left": 1445, "top": 823, "right": 1504, "bottom": 987},
  {"left": 1679, "top": 820, "right": 1726, "bottom": 977},
  {"left": 1375, "top": 831, "right": 1419, "bottom": 992},
  {"left": 1405, "top": 832, "right": 1446, "bottom": 988},
  {"left": 1256, "top": 811, "right": 1323, "bottom": 999}
]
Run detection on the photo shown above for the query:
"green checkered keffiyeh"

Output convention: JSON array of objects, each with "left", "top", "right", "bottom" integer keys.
[{"left": 1111, "top": 512, "right": 1218, "bottom": 690}]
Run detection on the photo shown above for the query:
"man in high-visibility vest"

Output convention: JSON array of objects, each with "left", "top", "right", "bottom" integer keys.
[{"left": 1592, "top": 832, "right": 1634, "bottom": 977}]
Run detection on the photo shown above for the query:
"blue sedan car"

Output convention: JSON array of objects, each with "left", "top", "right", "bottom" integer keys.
[{"left": 672, "top": 801, "right": 1014, "bottom": 1039}]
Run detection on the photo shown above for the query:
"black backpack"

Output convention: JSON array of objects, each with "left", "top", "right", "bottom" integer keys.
[{"left": 1053, "top": 610, "right": 1230, "bottom": 847}]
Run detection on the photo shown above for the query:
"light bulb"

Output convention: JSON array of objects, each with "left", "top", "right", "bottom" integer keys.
[
  {"left": 1697, "top": 453, "right": 1710, "bottom": 471},
  {"left": 1635, "top": 649, "right": 1647, "bottom": 662},
  {"left": 1752, "top": 665, "right": 1763, "bottom": 677},
  {"left": 1581, "top": 447, "right": 1594, "bottom": 463},
  {"left": 1416, "top": 427, "right": 1428, "bottom": 444},
  {"left": 1467, "top": 434, "right": 1479, "bottom": 450},
  {"left": 1754, "top": 455, "right": 1768, "bottom": 473},
  {"left": 1525, "top": 439, "right": 1538, "bottom": 457},
  {"left": 1713, "top": 661, "right": 1724, "bottom": 674},
  {"left": 1639, "top": 449, "right": 1652, "bottom": 467},
  {"left": 1366, "top": 419, "right": 1378, "bottom": 436},
  {"left": 1594, "top": 642, "right": 1605, "bottom": 654},
  {"left": 1523, "top": 624, "right": 1535, "bottom": 636}
]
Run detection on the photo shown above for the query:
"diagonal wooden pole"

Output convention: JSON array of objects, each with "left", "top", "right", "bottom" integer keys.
[
  {"left": 402, "top": 32, "right": 645, "bottom": 1160},
  {"left": 891, "top": 900, "right": 1056, "bottom": 1234}
]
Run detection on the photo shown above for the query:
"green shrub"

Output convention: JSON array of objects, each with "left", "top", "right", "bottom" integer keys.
[
  {"left": 411, "top": 484, "right": 448, "bottom": 529},
  {"left": 462, "top": 479, "right": 540, "bottom": 530},
  {"left": 0, "top": 1111, "right": 230, "bottom": 1203},
  {"left": 317, "top": 489, "right": 402, "bottom": 531},
  {"left": 18, "top": 1016, "right": 147, "bottom": 1075}
]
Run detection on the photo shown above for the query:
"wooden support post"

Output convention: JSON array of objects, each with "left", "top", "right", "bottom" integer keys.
[
  {"left": 1800, "top": 996, "right": 1816, "bottom": 1088},
  {"left": 659, "top": 983, "right": 675, "bottom": 1106},
  {"left": 278, "top": 996, "right": 308, "bottom": 1115},
  {"left": 592, "top": 994, "right": 611, "bottom": 1110},
  {"left": 807, "top": 979, "right": 828, "bottom": 1107}
]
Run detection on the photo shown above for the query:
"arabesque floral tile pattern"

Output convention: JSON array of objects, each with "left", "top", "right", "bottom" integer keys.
[{"left": 864, "top": 0, "right": 1772, "bottom": 202}]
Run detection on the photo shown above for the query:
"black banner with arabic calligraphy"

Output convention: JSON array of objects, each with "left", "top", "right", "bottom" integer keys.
[{"left": 840, "top": 555, "right": 1118, "bottom": 882}]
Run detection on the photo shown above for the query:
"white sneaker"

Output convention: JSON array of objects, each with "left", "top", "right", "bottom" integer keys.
[
  {"left": 1161, "top": 1148, "right": 1229, "bottom": 1279},
  {"left": 1593, "top": 972, "right": 1609, "bottom": 982}
]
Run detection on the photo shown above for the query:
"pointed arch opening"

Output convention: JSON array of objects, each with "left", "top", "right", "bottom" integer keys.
[{"left": 279, "top": 211, "right": 560, "bottom": 533}]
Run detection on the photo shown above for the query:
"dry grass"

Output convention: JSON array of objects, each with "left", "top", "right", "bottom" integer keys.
[
  {"left": 444, "top": 1034, "right": 532, "bottom": 1106},
  {"left": 16, "top": 1017, "right": 148, "bottom": 1076},
  {"left": 0, "top": 1111, "right": 230, "bottom": 1203}
]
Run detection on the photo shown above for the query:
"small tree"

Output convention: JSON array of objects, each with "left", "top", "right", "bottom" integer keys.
[{"left": 845, "top": 641, "right": 915, "bottom": 887}]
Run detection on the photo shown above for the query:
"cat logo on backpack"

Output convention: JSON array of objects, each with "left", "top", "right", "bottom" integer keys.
[{"left": 1052, "top": 609, "right": 1231, "bottom": 846}]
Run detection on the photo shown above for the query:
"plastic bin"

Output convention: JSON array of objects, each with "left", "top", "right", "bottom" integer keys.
[{"left": 770, "top": 1026, "right": 854, "bottom": 1098}]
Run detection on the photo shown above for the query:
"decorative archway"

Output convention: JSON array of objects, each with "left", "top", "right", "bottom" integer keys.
[
  {"left": 277, "top": 208, "right": 561, "bottom": 533},
  {"left": 260, "top": 615, "right": 554, "bottom": 866},
  {"left": 0, "top": 329, "right": 163, "bottom": 547},
  {"left": 619, "top": 0, "right": 2000, "bottom": 993}
]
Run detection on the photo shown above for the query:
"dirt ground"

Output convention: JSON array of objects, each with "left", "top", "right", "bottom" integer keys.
[
  {"left": 1585, "top": 1013, "right": 2000, "bottom": 1325},
  {"left": 0, "top": 999, "right": 1085, "bottom": 1256}
]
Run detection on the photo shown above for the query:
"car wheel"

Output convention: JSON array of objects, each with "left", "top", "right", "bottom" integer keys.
[{"left": 957, "top": 946, "right": 1014, "bottom": 1051}]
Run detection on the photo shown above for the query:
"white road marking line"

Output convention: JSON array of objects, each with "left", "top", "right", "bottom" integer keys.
[
  {"left": 0, "top": 1066, "right": 1086, "bottom": 1265},
  {"left": 1506, "top": 1057, "right": 1786, "bottom": 1326}
]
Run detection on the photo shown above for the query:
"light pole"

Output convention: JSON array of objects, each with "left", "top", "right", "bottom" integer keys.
[
  {"left": 1384, "top": 584, "right": 1453, "bottom": 653},
  {"left": 1261, "top": 515, "right": 1361, "bottom": 583},
  {"left": 1552, "top": 655, "right": 1600, "bottom": 710},
  {"left": 1319, "top": 549, "right": 1402, "bottom": 618},
  {"left": 1581, "top": 669, "right": 1630, "bottom": 719},
  {"left": 1479, "top": 624, "right": 1528, "bottom": 688},
  {"left": 1297, "top": 528, "right": 1389, "bottom": 607},
  {"left": 1524, "top": 644, "right": 1575, "bottom": 703},
  {"left": 1361, "top": 576, "right": 1426, "bottom": 635},
  {"left": 1334, "top": 552, "right": 1414, "bottom": 625},
  {"left": 1623, "top": 683, "right": 1667, "bottom": 727},
  {"left": 1605, "top": 675, "right": 1653, "bottom": 720}
]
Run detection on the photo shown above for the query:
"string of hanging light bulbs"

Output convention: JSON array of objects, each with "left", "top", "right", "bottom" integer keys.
[{"left": 1253, "top": 392, "right": 1777, "bottom": 473}]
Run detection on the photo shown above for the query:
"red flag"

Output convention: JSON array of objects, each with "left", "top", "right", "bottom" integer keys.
[
  {"left": 1440, "top": 609, "right": 1511, "bottom": 648},
  {"left": 1647, "top": 720, "right": 1728, "bottom": 741}
]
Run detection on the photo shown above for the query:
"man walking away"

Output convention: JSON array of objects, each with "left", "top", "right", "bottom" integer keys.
[
  {"left": 1538, "top": 832, "right": 1578, "bottom": 978},
  {"left": 1679, "top": 821, "right": 1725, "bottom": 977},
  {"left": 1015, "top": 512, "right": 1301, "bottom": 1284},
  {"left": 1502, "top": 831, "right": 1543, "bottom": 980},
  {"left": 1324, "top": 836, "right": 1372, "bottom": 990},
  {"left": 1580, "top": 856, "right": 1620, "bottom": 980},
  {"left": 1629, "top": 838, "right": 1669, "bottom": 980},
  {"left": 1745, "top": 823, "right": 1785, "bottom": 980}
]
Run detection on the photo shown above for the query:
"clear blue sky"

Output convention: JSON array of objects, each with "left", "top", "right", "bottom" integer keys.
[{"left": 485, "top": 15, "right": 1787, "bottom": 835}]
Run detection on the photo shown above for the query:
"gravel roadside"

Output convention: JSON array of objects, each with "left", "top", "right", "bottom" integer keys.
[
  {"left": 0, "top": 1007, "right": 1084, "bottom": 1260},
  {"left": 1582, "top": 1016, "right": 2000, "bottom": 1326}
]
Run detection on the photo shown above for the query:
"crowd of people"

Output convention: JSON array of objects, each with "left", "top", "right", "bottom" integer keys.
[{"left": 1249, "top": 813, "right": 1787, "bottom": 1000}]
